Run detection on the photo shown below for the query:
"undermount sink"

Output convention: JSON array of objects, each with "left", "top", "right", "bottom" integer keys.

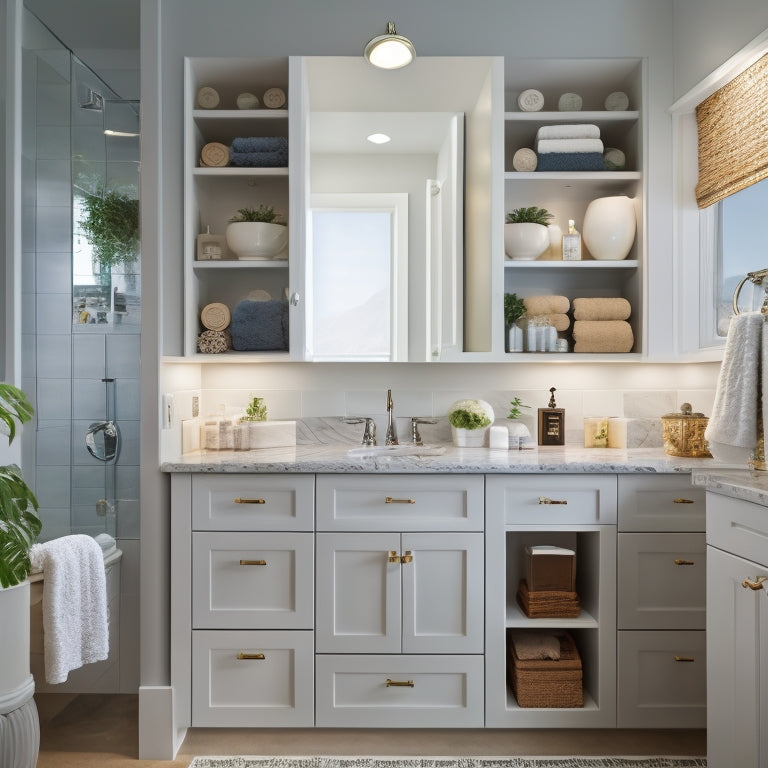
[{"left": 346, "top": 444, "right": 447, "bottom": 458}]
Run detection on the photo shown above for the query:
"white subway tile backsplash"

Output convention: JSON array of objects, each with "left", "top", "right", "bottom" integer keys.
[
  {"left": 582, "top": 389, "right": 624, "bottom": 419},
  {"left": 301, "top": 389, "right": 346, "bottom": 417},
  {"left": 677, "top": 389, "right": 717, "bottom": 416},
  {"left": 37, "top": 334, "right": 72, "bottom": 378},
  {"left": 623, "top": 390, "right": 677, "bottom": 418}
]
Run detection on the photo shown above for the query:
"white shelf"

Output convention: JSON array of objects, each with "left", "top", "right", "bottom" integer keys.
[
  {"left": 504, "top": 110, "right": 639, "bottom": 122},
  {"left": 193, "top": 167, "right": 288, "bottom": 177},
  {"left": 504, "top": 259, "right": 638, "bottom": 269},
  {"left": 506, "top": 600, "right": 598, "bottom": 629},
  {"left": 164, "top": 351, "right": 292, "bottom": 364},
  {"left": 192, "top": 259, "right": 288, "bottom": 269},
  {"left": 504, "top": 171, "right": 640, "bottom": 182},
  {"left": 192, "top": 108, "right": 288, "bottom": 120}
]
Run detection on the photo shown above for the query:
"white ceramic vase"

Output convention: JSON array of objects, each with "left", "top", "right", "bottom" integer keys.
[
  {"left": 504, "top": 223, "right": 550, "bottom": 260},
  {"left": 226, "top": 221, "right": 288, "bottom": 260},
  {"left": 451, "top": 425, "right": 489, "bottom": 447},
  {"left": 582, "top": 195, "right": 636, "bottom": 260}
]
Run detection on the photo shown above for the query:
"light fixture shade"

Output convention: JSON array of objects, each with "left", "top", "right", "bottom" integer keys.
[{"left": 364, "top": 21, "right": 415, "bottom": 70}]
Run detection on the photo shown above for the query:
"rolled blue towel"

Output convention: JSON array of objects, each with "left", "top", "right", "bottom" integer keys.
[
  {"left": 536, "top": 152, "right": 605, "bottom": 172},
  {"left": 231, "top": 136, "right": 288, "bottom": 153},
  {"left": 229, "top": 149, "right": 288, "bottom": 167},
  {"left": 230, "top": 299, "right": 289, "bottom": 351}
]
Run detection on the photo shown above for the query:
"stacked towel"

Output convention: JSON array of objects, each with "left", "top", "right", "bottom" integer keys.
[
  {"left": 523, "top": 295, "right": 570, "bottom": 316},
  {"left": 230, "top": 299, "right": 289, "bottom": 351},
  {"left": 704, "top": 311, "right": 766, "bottom": 463},
  {"left": 572, "top": 297, "right": 632, "bottom": 321},
  {"left": 229, "top": 136, "right": 288, "bottom": 168},
  {"left": 535, "top": 123, "right": 605, "bottom": 171},
  {"left": 572, "top": 297, "right": 634, "bottom": 353},
  {"left": 29, "top": 535, "right": 108, "bottom": 684},
  {"left": 509, "top": 630, "right": 561, "bottom": 661}
]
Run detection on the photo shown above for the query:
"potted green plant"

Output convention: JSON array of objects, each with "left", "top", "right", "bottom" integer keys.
[
  {"left": 504, "top": 292, "right": 526, "bottom": 351},
  {"left": 506, "top": 396, "right": 532, "bottom": 448},
  {"left": 447, "top": 399, "right": 494, "bottom": 447},
  {"left": 504, "top": 206, "right": 553, "bottom": 260},
  {"left": 0, "top": 383, "right": 41, "bottom": 763},
  {"left": 225, "top": 205, "right": 288, "bottom": 260},
  {"left": 79, "top": 186, "right": 140, "bottom": 271}
]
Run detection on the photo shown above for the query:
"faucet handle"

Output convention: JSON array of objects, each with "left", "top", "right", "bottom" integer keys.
[
  {"left": 342, "top": 417, "right": 377, "bottom": 446},
  {"left": 410, "top": 417, "right": 438, "bottom": 446}
]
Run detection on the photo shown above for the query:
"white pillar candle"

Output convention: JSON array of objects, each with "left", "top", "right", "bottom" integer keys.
[
  {"left": 489, "top": 425, "right": 509, "bottom": 450},
  {"left": 608, "top": 417, "right": 629, "bottom": 448},
  {"left": 583, "top": 417, "right": 609, "bottom": 448}
]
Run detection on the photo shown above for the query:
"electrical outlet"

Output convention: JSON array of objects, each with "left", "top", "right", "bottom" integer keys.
[{"left": 162, "top": 393, "right": 174, "bottom": 429}]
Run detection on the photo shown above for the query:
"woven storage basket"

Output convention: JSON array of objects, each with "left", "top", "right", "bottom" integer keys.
[{"left": 508, "top": 630, "right": 583, "bottom": 708}]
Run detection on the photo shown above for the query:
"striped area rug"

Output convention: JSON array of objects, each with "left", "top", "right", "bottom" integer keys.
[{"left": 188, "top": 756, "right": 707, "bottom": 768}]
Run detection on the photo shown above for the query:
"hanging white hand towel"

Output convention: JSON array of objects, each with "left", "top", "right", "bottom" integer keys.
[
  {"left": 29, "top": 534, "right": 108, "bottom": 684},
  {"left": 704, "top": 311, "right": 765, "bottom": 463}
]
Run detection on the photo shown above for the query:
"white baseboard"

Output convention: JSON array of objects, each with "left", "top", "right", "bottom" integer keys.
[{"left": 138, "top": 685, "right": 185, "bottom": 760}]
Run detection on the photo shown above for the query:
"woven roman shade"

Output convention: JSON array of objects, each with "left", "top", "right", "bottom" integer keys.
[{"left": 695, "top": 52, "right": 768, "bottom": 208}]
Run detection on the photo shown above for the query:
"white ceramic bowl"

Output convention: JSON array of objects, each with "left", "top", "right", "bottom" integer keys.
[
  {"left": 226, "top": 221, "right": 288, "bottom": 260},
  {"left": 504, "top": 222, "right": 550, "bottom": 260}
]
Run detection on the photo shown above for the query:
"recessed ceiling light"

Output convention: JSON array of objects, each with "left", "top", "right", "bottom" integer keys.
[{"left": 367, "top": 133, "right": 391, "bottom": 145}]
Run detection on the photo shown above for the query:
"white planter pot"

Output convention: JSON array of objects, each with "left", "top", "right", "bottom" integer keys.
[
  {"left": 0, "top": 580, "right": 39, "bottom": 768},
  {"left": 504, "top": 222, "right": 550, "bottom": 260},
  {"left": 225, "top": 221, "right": 288, "bottom": 260},
  {"left": 451, "top": 425, "right": 489, "bottom": 447},
  {"left": 582, "top": 195, "right": 637, "bottom": 260}
]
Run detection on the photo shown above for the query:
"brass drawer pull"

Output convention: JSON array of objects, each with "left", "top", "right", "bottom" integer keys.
[
  {"left": 742, "top": 576, "right": 767, "bottom": 591},
  {"left": 388, "top": 550, "right": 414, "bottom": 564},
  {"left": 385, "top": 496, "right": 415, "bottom": 504},
  {"left": 401, "top": 550, "right": 413, "bottom": 564},
  {"left": 239, "top": 559, "right": 267, "bottom": 566},
  {"left": 674, "top": 559, "right": 695, "bottom": 566},
  {"left": 672, "top": 498, "right": 695, "bottom": 504},
  {"left": 237, "top": 652, "right": 265, "bottom": 660},
  {"left": 538, "top": 497, "right": 567, "bottom": 505},
  {"left": 388, "top": 550, "right": 400, "bottom": 563},
  {"left": 386, "top": 678, "right": 414, "bottom": 687},
  {"left": 674, "top": 656, "right": 695, "bottom": 662},
  {"left": 234, "top": 497, "right": 266, "bottom": 504}
]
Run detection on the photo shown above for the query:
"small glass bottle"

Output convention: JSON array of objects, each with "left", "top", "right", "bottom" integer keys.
[
  {"left": 562, "top": 219, "right": 582, "bottom": 261},
  {"left": 196, "top": 225, "right": 226, "bottom": 260}
]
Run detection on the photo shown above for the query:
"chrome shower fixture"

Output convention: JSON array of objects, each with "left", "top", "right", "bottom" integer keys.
[{"left": 81, "top": 88, "right": 104, "bottom": 111}]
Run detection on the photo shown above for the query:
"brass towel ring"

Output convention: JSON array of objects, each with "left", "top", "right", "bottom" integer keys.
[{"left": 732, "top": 267, "right": 768, "bottom": 316}]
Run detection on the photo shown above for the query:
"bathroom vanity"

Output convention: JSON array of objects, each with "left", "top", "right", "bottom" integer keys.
[{"left": 164, "top": 446, "right": 711, "bottom": 742}]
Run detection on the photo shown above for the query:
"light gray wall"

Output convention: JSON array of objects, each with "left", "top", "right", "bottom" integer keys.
[{"left": 672, "top": 0, "right": 768, "bottom": 99}]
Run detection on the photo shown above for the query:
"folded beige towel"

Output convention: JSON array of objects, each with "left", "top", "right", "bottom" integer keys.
[
  {"left": 510, "top": 630, "right": 561, "bottom": 661},
  {"left": 573, "top": 320, "right": 634, "bottom": 353},
  {"left": 519, "top": 313, "right": 571, "bottom": 332},
  {"left": 572, "top": 297, "right": 631, "bottom": 321},
  {"left": 523, "top": 295, "right": 570, "bottom": 316}
]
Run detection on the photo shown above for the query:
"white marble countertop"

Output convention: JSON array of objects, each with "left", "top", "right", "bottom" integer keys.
[
  {"left": 162, "top": 443, "right": 733, "bottom": 475},
  {"left": 692, "top": 468, "right": 768, "bottom": 506}
]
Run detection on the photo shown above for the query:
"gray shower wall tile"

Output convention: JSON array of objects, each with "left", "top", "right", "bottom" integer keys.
[
  {"left": 35, "top": 204, "right": 71, "bottom": 253},
  {"left": 106, "top": 334, "right": 141, "bottom": 379},
  {"left": 37, "top": 334, "right": 72, "bottom": 378},
  {"left": 72, "top": 465, "right": 107, "bottom": 490},
  {"left": 33, "top": 466, "right": 70, "bottom": 508},
  {"left": 37, "top": 508, "right": 72, "bottom": 543},
  {"left": 72, "top": 378, "right": 107, "bottom": 420},
  {"left": 73, "top": 335, "right": 106, "bottom": 378},
  {"left": 36, "top": 84, "right": 70, "bottom": 126},
  {"left": 36, "top": 292, "right": 72, "bottom": 333},
  {"left": 36, "top": 158, "right": 70, "bottom": 205},
  {"left": 36, "top": 423, "right": 71, "bottom": 466},
  {"left": 36, "top": 126, "right": 70, "bottom": 159},
  {"left": 36, "top": 378, "right": 71, "bottom": 421},
  {"left": 36, "top": 251, "right": 72, "bottom": 293},
  {"left": 116, "top": 378, "right": 140, "bottom": 420}
]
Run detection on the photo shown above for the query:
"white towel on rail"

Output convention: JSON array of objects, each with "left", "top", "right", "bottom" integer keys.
[
  {"left": 29, "top": 534, "right": 108, "bottom": 684},
  {"left": 705, "top": 311, "right": 766, "bottom": 462}
]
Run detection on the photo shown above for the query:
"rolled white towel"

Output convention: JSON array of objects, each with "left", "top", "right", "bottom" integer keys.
[
  {"left": 536, "top": 138, "right": 605, "bottom": 154},
  {"left": 535, "top": 124, "right": 600, "bottom": 142}
]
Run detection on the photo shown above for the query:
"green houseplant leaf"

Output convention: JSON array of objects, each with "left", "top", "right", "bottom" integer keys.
[
  {"left": 79, "top": 186, "right": 140, "bottom": 270},
  {"left": 0, "top": 384, "right": 41, "bottom": 589}
]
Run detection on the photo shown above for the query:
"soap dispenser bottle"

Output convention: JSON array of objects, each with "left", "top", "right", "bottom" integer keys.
[
  {"left": 538, "top": 387, "right": 566, "bottom": 445},
  {"left": 561, "top": 219, "right": 582, "bottom": 261}
]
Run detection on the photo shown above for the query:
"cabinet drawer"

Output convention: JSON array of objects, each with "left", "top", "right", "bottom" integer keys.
[
  {"left": 315, "top": 654, "right": 484, "bottom": 727},
  {"left": 486, "top": 474, "right": 617, "bottom": 525},
  {"left": 617, "top": 630, "right": 706, "bottom": 728},
  {"left": 192, "top": 630, "right": 313, "bottom": 727},
  {"left": 618, "top": 475, "right": 704, "bottom": 532},
  {"left": 617, "top": 533, "right": 705, "bottom": 629},
  {"left": 316, "top": 474, "right": 484, "bottom": 531},
  {"left": 192, "top": 532, "right": 313, "bottom": 629},
  {"left": 707, "top": 492, "right": 768, "bottom": 567},
  {"left": 192, "top": 474, "right": 314, "bottom": 531}
]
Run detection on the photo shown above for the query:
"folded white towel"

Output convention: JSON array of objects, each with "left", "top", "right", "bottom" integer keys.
[
  {"left": 705, "top": 311, "right": 764, "bottom": 452},
  {"left": 536, "top": 138, "right": 605, "bottom": 154},
  {"left": 535, "top": 124, "right": 600, "bottom": 142},
  {"left": 29, "top": 534, "right": 108, "bottom": 684},
  {"left": 94, "top": 532, "right": 117, "bottom": 556}
]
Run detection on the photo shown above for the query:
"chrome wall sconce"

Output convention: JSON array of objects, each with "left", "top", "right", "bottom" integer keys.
[{"left": 364, "top": 21, "right": 416, "bottom": 70}]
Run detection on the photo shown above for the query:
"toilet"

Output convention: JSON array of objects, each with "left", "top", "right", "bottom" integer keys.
[{"left": 28, "top": 536, "right": 122, "bottom": 693}]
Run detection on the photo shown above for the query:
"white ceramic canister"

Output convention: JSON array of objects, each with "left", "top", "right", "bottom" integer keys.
[{"left": 582, "top": 195, "right": 637, "bottom": 260}]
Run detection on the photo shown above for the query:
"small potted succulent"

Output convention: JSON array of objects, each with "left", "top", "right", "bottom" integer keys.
[
  {"left": 447, "top": 399, "right": 495, "bottom": 447},
  {"left": 506, "top": 396, "right": 532, "bottom": 448},
  {"left": 504, "top": 292, "right": 526, "bottom": 352},
  {"left": 504, "top": 206, "right": 553, "bottom": 260},
  {"left": 225, "top": 205, "right": 288, "bottom": 260}
]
